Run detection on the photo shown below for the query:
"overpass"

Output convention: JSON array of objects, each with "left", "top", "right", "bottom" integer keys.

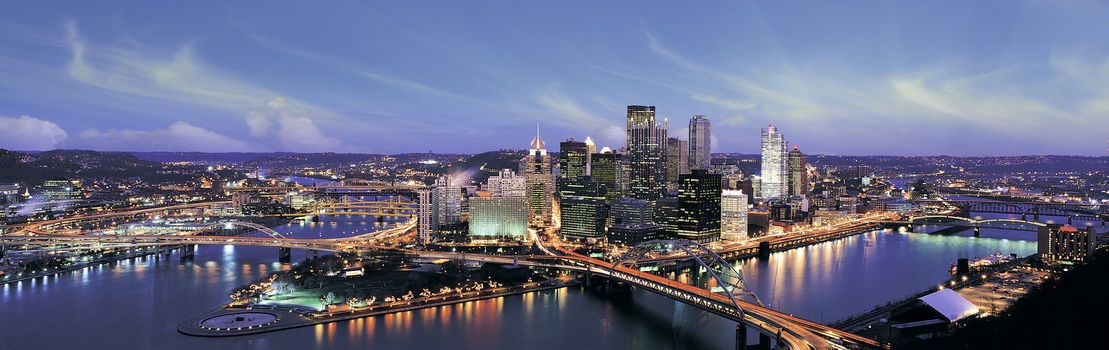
[
  {"left": 915, "top": 198, "right": 1108, "bottom": 223},
  {"left": 899, "top": 215, "right": 1050, "bottom": 237}
]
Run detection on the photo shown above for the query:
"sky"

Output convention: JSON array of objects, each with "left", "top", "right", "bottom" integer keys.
[{"left": 0, "top": 1, "right": 1107, "bottom": 156}]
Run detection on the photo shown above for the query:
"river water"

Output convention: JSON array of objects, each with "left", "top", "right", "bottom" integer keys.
[{"left": 1, "top": 213, "right": 1038, "bottom": 350}]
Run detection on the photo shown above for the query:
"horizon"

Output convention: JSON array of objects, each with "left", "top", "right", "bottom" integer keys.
[
  {"left": 1, "top": 1, "right": 1108, "bottom": 155},
  {"left": 4, "top": 147, "right": 1108, "bottom": 159}
]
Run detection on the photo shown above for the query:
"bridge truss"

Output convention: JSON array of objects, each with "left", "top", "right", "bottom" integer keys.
[{"left": 613, "top": 239, "right": 763, "bottom": 312}]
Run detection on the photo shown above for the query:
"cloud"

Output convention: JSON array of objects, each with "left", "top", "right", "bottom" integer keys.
[
  {"left": 0, "top": 115, "right": 69, "bottom": 150},
  {"left": 61, "top": 21, "right": 341, "bottom": 122},
  {"left": 71, "top": 122, "right": 255, "bottom": 152},
  {"left": 245, "top": 97, "right": 343, "bottom": 152},
  {"left": 691, "top": 95, "right": 756, "bottom": 111}
]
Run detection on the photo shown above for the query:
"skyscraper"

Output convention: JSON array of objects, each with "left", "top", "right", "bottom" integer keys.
[
  {"left": 787, "top": 145, "right": 809, "bottom": 197},
  {"left": 519, "top": 125, "right": 553, "bottom": 226},
  {"left": 626, "top": 105, "right": 668, "bottom": 202},
  {"left": 590, "top": 150, "right": 624, "bottom": 200},
  {"left": 419, "top": 175, "right": 463, "bottom": 243},
  {"left": 558, "top": 176, "right": 608, "bottom": 241},
  {"left": 666, "top": 137, "right": 689, "bottom": 192},
  {"left": 688, "top": 115, "right": 711, "bottom": 170},
  {"left": 720, "top": 190, "right": 749, "bottom": 241},
  {"left": 760, "top": 124, "right": 788, "bottom": 200},
  {"left": 583, "top": 136, "right": 596, "bottom": 173},
  {"left": 558, "top": 139, "right": 589, "bottom": 195},
  {"left": 671, "top": 169, "right": 722, "bottom": 243}
]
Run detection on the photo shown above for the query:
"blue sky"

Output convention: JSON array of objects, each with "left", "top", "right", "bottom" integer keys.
[{"left": 0, "top": 1, "right": 1106, "bottom": 155}]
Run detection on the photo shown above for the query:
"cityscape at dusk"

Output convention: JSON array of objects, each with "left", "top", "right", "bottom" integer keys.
[{"left": 1, "top": 2, "right": 1108, "bottom": 350}]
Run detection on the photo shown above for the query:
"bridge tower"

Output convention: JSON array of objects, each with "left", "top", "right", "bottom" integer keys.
[{"left": 973, "top": 224, "right": 981, "bottom": 238}]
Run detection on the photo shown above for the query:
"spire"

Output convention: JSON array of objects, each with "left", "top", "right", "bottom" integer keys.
[{"left": 529, "top": 121, "right": 545, "bottom": 150}]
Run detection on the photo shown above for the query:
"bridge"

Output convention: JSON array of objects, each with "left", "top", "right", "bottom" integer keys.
[
  {"left": 228, "top": 184, "right": 423, "bottom": 196},
  {"left": 915, "top": 199, "right": 1108, "bottom": 223},
  {"left": 282, "top": 199, "right": 419, "bottom": 218}
]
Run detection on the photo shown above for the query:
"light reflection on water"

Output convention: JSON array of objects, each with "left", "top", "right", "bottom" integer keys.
[{"left": 2, "top": 211, "right": 1043, "bottom": 350}]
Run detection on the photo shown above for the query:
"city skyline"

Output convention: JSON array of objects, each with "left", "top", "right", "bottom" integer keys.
[{"left": 0, "top": 1, "right": 1107, "bottom": 155}]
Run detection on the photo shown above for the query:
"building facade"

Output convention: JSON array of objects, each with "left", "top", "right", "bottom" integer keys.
[
  {"left": 486, "top": 168, "right": 527, "bottom": 197},
  {"left": 626, "top": 105, "right": 668, "bottom": 202},
  {"left": 558, "top": 176, "right": 608, "bottom": 241},
  {"left": 688, "top": 115, "right": 711, "bottom": 170},
  {"left": 759, "top": 125, "right": 788, "bottom": 200},
  {"left": 519, "top": 128, "right": 553, "bottom": 226},
  {"left": 666, "top": 137, "right": 689, "bottom": 192},
  {"left": 1038, "top": 224, "right": 1096, "bottom": 263},
  {"left": 787, "top": 145, "right": 809, "bottom": 197},
  {"left": 720, "top": 190, "right": 749, "bottom": 241},
  {"left": 468, "top": 193, "right": 529, "bottom": 242},
  {"left": 590, "top": 151, "right": 624, "bottom": 200}
]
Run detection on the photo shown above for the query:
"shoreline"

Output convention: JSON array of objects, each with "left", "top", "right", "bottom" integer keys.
[{"left": 177, "top": 280, "right": 577, "bottom": 337}]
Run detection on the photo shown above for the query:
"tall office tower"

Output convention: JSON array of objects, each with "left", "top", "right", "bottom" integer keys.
[
  {"left": 626, "top": 105, "right": 668, "bottom": 202},
  {"left": 666, "top": 137, "right": 689, "bottom": 192},
  {"left": 720, "top": 190, "right": 749, "bottom": 241},
  {"left": 417, "top": 188, "right": 432, "bottom": 244},
  {"left": 787, "top": 145, "right": 809, "bottom": 197},
  {"left": 485, "top": 168, "right": 527, "bottom": 197},
  {"left": 759, "top": 124, "right": 788, "bottom": 200},
  {"left": 432, "top": 175, "right": 462, "bottom": 228},
  {"left": 583, "top": 136, "right": 596, "bottom": 174},
  {"left": 468, "top": 192, "right": 529, "bottom": 242},
  {"left": 558, "top": 176, "right": 608, "bottom": 241},
  {"left": 590, "top": 151, "right": 624, "bottom": 200},
  {"left": 688, "top": 115, "right": 711, "bottom": 170},
  {"left": 558, "top": 139, "right": 589, "bottom": 195},
  {"left": 672, "top": 169, "right": 722, "bottom": 243},
  {"left": 519, "top": 126, "right": 553, "bottom": 226}
]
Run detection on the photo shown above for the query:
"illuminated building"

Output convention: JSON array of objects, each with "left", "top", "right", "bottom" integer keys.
[
  {"left": 519, "top": 125, "right": 553, "bottom": 226},
  {"left": 787, "top": 145, "right": 809, "bottom": 197},
  {"left": 558, "top": 139, "right": 589, "bottom": 196},
  {"left": 590, "top": 151, "right": 624, "bottom": 200},
  {"left": 655, "top": 170, "right": 722, "bottom": 243},
  {"left": 468, "top": 192, "right": 529, "bottom": 241},
  {"left": 626, "top": 105, "right": 668, "bottom": 202},
  {"left": 688, "top": 115, "right": 711, "bottom": 170},
  {"left": 558, "top": 176, "right": 607, "bottom": 241},
  {"left": 42, "top": 179, "right": 83, "bottom": 200},
  {"left": 720, "top": 190, "right": 748, "bottom": 241},
  {"left": 760, "top": 125, "right": 788, "bottom": 200},
  {"left": 1038, "top": 224, "right": 1096, "bottom": 263},
  {"left": 666, "top": 137, "right": 689, "bottom": 192},
  {"left": 485, "top": 169, "right": 527, "bottom": 197}
]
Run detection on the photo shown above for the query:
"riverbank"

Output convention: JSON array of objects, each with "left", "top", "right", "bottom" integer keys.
[
  {"left": 897, "top": 249, "right": 1109, "bottom": 349},
  {"left": 832, "top": 254, "right": 1047, "bottom": 341},
  {"left": 0, "top": 245, "right": 185, "bottom": 285},
  {"left": 178, "top": 280, "right": 576, "bottom": 337}
]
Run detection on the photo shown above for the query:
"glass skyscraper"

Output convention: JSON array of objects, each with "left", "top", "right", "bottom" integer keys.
[
  {"left": 688, "top": 115, "right": 711, "bottom": 170},
  {"left": 760, "top": 124, "right": 788, "bottom": 200},
  {"left": 625, "top": 105, "right": 667, "bottom": 202}
]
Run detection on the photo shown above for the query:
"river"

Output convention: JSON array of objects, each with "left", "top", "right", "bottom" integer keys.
[{"left": 1, "top": 214, "right": 1037, "bottom": 350}]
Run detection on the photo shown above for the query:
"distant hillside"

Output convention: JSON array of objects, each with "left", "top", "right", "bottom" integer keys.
[
  {"left": 0, "top": 149, "right": 178, "bottom": 185},
  {"left": 448, "top": 150, "right": 527, "bottom": 183}
]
